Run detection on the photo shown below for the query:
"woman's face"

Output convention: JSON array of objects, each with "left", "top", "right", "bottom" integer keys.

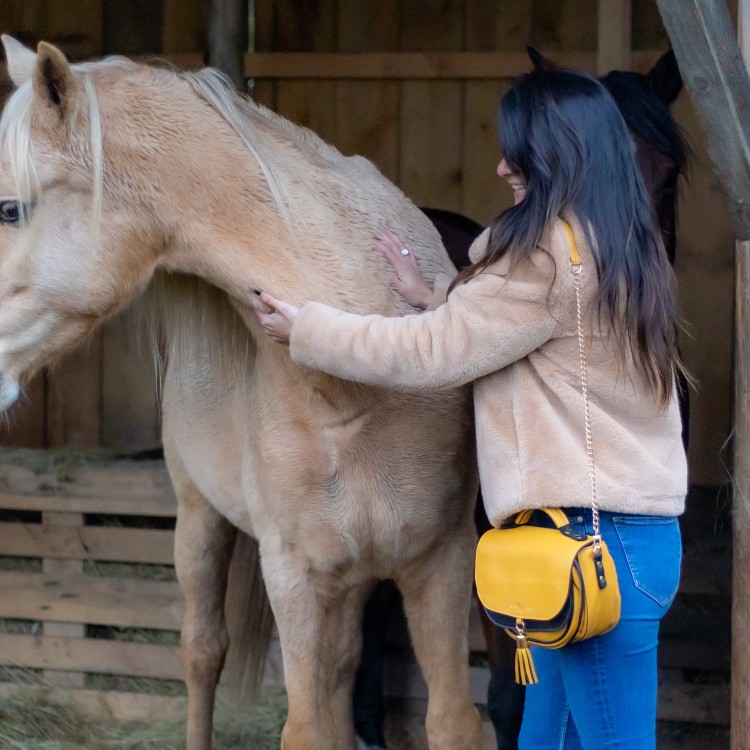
[{"left": 497, "top": 158, "right": 527, "bottom": 205}]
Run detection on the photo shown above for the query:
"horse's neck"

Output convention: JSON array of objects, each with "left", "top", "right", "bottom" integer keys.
[{"left": 155, "top": 128, "right": 336, "bottom": 306}]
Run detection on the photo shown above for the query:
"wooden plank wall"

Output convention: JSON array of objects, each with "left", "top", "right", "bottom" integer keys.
[
  {"left": 0, "top": 0, "right": 738, "bottom": 489},
  {"left": 0, "top": 454, "right": 731, "bottom": 731}
]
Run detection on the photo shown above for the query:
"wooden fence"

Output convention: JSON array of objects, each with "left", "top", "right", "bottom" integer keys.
[{"left": 0, "top": 450, "right": 731, "bottom": 734}]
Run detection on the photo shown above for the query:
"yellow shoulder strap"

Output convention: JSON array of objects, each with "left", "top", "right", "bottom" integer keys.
[{"left": 560, "top": 219, "right": 581, "bottom": 267}]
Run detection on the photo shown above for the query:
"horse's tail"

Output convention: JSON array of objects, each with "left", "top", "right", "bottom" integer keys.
[{"left": 222, "top": 530, "right": 275, "bottom": 697}]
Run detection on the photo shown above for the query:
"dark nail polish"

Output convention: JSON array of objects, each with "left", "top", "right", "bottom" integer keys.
[{"left": 253, "top": 289, "right": 262, "bottom": 295}]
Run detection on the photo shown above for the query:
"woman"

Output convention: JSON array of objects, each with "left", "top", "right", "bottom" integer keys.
[{"left": 254, "top": 67, "right": 687, "bottom": 749}]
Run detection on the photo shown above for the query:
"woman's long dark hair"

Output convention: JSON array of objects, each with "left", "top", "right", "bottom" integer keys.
[{"left": 452, "top": 67, "right": 682, "bottom": 406}]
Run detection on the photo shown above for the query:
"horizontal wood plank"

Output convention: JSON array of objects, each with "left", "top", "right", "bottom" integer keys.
[
  {"left": 243, "top": 50, "right": 665, "bottom": 79},
  {"left": 0, "top": 571, "right": 184, "bottom": 630},
  {"left": 0, "top": 451, "right": 175, "bottom": 513},
  {"left": 0, "top": 633, "right": 182, "bottom": 679},
  {"left": 0, "top": 492, "right": 176, "bottom": 516},
  {"left": 0, "top": 522, "right": 175, "bottom": 564},
  {"left": 1, "top": 49, "right": 666, "bottom": 83}
]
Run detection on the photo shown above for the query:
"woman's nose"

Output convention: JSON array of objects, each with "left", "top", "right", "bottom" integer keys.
[{"left": 497, "top": 158, "right": 511, "bottom": 177}]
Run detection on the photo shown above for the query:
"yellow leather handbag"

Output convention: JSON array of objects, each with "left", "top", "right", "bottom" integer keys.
[{"left": 474, "top": 221, "right": 621, "bottom": 685}]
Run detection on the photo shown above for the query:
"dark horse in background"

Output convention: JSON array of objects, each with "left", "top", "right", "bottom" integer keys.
[{"left": 354, "top": 47, "right": 689, "bottom": 750}]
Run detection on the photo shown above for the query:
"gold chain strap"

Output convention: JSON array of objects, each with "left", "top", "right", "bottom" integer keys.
[{"left": 566, "top": 223, "right": 601, "bottom": 549}]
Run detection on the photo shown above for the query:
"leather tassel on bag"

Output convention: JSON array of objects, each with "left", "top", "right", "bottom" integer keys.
[{"left": 514, "top": 629, "right": 538, "bottom": 685}]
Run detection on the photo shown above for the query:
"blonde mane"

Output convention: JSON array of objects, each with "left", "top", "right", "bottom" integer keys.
[{"left": 182, "top": 68, "right": 347, "bottom": 238}]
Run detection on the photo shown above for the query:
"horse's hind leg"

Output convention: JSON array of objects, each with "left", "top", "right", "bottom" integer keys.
[
  {"left": 480, "top": 607, "right": 524, "bottom": 750},
  {"left": 354, "top": 579, "right": 401, "bottom": 748},
  {"left": 474, "top": 499, "right": 524, "bottom": 750},
  {"left": 171, "top": 467, "right": 237, "bottom": 750},
  {"left": 396, "top": 530, "right": 483, "bottom": 750}
]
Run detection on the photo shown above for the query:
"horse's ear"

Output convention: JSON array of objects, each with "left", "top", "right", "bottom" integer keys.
[
  {"left": 32, "top": 42, "right": 76, "bottom": 119},
  {"left": 2, "top": 35, "right": 37, "bottom": 86},
  {"left": 527, "top": 46, "right": 559, "bottom": 71},
  {"left": 647, "top": 49, "right": 683, "bottom": 105}
]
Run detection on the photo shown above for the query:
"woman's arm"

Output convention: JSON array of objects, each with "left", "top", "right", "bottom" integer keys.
[{"left": 256, "top": 248, "right": 562, "bottom": 391}]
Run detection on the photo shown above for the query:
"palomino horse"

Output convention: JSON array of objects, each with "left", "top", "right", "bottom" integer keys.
[{"left": 0, "top": 37, "right": 483, "bottom": 750}]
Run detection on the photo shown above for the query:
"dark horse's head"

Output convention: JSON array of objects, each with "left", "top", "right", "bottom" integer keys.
[{"left": 527, "top": 47, "right": 689, "bottom": 265}]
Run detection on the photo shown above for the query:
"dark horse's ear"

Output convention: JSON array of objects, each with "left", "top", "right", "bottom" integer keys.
[
  {"left": 647, "top": 49, "right": 683, "bottom": 105},
  {"left": 527, "top": 45, "right": 559, "bottom": 71}
]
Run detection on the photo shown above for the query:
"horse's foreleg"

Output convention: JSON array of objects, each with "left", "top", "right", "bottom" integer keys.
[
  {"left": 397, "top": 531, "right": 483, "bottom": 750},
  {"left": 262, "top": 556, "right": 370, "bottom": 750},
  {"left": 172, "top": 475, "right": 237, "bottom": 750}
]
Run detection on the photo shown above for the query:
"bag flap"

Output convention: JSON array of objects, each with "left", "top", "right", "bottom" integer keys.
[{"left": 475, "top": 525, "right": 589, "bottom": 621}]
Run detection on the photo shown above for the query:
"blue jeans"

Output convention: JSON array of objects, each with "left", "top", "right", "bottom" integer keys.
[{"left": 518, "top": 508, "right": 682, "bottom": 750}]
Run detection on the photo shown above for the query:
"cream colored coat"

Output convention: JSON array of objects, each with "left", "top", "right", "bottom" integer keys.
[{"left": 291, "top": 216, "right": 687, "bottom": 526}]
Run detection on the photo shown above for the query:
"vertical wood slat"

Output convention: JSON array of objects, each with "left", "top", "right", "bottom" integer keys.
[
  {"left": 271, "top": 0, "right": 337, "bottom": 145},
  {"left": 41, "top": 511, "right": 86, "bottom": 688},
  {"left": 100, "top": 313, "right": 160, "bottom": 451},
  {"left": 399, "top": 0, "right": 464, "bottom": 212},
  {"left": 597, "top": 0, "right": 632, "bottom": 74},
  {"left": 163, "top": 0, "right": 210, "bottom": 54},
  {"left": 47, "top": 339, "right": 102, "bottom": 448},
  {"left": 462, "top": 3, "right": 533, "bottom": 225},
  {"left": 0, "top": 374, "right": 46, "bottom": 448},
  {"left": 101, "top": 0, "right": 164, "bottom": 55},
  {"left": 334, "top": 1, "right": 400, "bottom": 183}
]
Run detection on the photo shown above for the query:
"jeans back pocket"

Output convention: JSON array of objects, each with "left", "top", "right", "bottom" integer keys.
[{"left": 612, "top": 515, "right": 682, "bottom": 606}]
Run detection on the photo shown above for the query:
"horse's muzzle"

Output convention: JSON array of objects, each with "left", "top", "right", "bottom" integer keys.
[{"left": 0, "top": 371, "right": 20, "bottom": 412}]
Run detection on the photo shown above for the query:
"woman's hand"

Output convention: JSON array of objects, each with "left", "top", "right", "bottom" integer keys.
[
  {"left": 253, "top": 291, "right": 300, "bottom": 346},
  {"left": 376, "top": 229, "right": 434, "bottom": 310}
]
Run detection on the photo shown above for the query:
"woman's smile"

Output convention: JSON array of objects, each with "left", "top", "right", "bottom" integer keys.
[{"left": 497, "top": 158, "right": 527, "bottom": 205}]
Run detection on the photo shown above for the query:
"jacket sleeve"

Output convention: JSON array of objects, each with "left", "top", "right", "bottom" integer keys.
[{"left": 289, "top": 248, "right": 562, "bottom": 391}]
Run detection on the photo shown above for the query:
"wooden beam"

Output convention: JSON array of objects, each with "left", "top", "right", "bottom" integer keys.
[{"left": 240, "top": 50, "right": 663, "bottom": 79}]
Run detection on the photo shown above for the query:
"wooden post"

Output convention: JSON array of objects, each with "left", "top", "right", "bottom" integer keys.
[
  {"left": 656, "top": 2, "right": 750, "bottom": 747},
  {"left": 736, "top": 237, "right": 750, "bottom": 750},
  {"left": 597, "top": 0, "right": 632, "bottom": 74},
  {"left": 737, "top": 11, "right": 750, "bottom": 750},
  {"left": 208, "top": 0, "right": 249, "bottom": 89}
]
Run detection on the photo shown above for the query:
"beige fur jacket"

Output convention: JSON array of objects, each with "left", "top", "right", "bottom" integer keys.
[{"left": 290, "top": 216, "right": 687, "bottom": 526}]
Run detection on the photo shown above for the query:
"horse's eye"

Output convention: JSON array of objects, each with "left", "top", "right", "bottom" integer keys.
[{"left": 0, "top": 200, "right": 25, "bottom": 225}]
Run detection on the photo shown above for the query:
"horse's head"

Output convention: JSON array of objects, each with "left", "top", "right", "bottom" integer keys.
[{"left": 0, "top": 37, "right": 165, "bottom": 410}]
